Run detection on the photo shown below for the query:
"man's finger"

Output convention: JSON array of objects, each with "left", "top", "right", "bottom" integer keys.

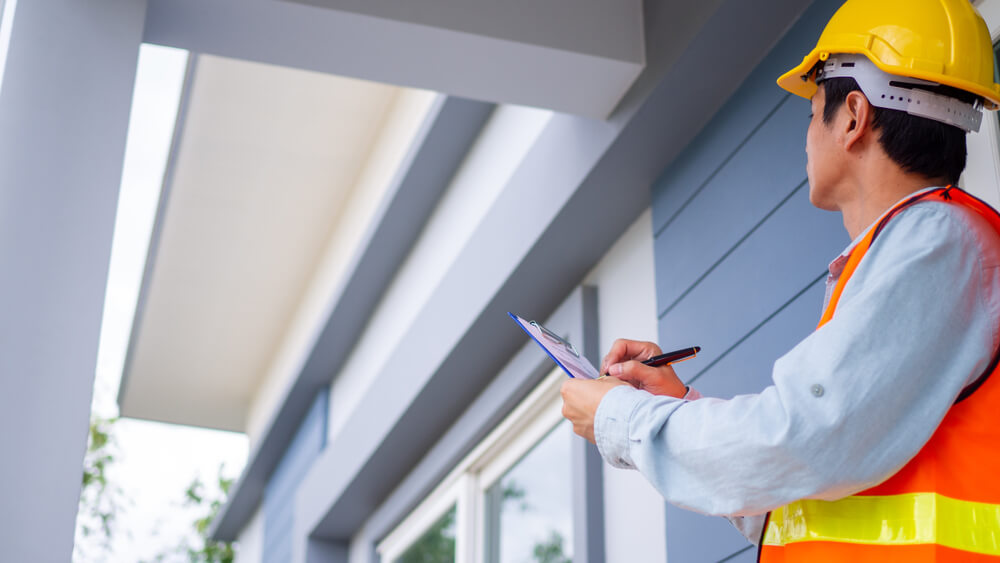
[
  {"left": 603, "top": 339, "right": 661, "bottom": 372},
  {"left": 610, "top": 360, "right": 653, "bottom": 385}
]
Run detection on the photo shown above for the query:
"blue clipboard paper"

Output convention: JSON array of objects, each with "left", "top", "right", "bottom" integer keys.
[{"left": 509, "top": 312, "right": 601, "bottom": 379}]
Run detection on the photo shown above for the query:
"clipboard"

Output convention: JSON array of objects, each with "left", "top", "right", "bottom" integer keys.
[{"left": 509, "top": 312, "right": 601, "bottom": 379}]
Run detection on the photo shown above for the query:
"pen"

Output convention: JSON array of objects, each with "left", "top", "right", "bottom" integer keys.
[
  {"left": 601, "top": 346, "right": 701, "bottom": 378},
  {"left": 642, "top": 346, "right": 701, "bottom": 367}
]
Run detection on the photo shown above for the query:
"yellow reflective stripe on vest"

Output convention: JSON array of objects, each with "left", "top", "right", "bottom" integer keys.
[{"left": 764, "top": 493, "right": 1000, "bottom": 556}]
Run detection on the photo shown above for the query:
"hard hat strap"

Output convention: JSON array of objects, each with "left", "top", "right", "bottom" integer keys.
[{"left": 817, "top": 54, "right": 983, "bottom": 133}]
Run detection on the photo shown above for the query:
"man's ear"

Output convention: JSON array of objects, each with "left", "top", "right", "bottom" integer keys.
[{"left": 843, "top": 90, "right": 873, "bottom": 151}]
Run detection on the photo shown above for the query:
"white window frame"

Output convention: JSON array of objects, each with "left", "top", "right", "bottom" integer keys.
[
  {"left": 377, "top": 367, "right": 568, "bottom": 563},
  {"left": 964, "top": 0, "right": 1000, "bottom": 209}
]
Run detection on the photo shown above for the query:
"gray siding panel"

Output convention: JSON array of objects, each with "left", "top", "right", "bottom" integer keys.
[
  {"left": 650, "top": 0, "right": 844, "bottom": 236},
  {"left": 658, "top": 185, "right": 845, "bottom": 380},
  {"left": 663, "top": 503, "right": 753, "bottom": 563},
  {"left": 720, "top": 546, "right": 758, "bottom": 563},
  {"left": 649, "top": 0, "right": 848, "bottom": 560},
  {"left": 690, "top": 277, "right": 826, "bottom": 397},
  {"left": 654, "top": 96, "right": 807, "bottom": 318},
  {"left": 263, "top": 390, "right": 328, "bottom": 563}
]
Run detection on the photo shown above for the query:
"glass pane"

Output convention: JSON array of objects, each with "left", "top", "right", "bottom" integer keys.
[
  {"left": 484, "top": 420, "right": 574, "bottom": 563},
  {"left": 395, "top": 505, "right": 456, "bottom": 563}
]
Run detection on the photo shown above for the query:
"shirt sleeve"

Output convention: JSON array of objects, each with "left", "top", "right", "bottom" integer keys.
[{"left": 593, "top": 204, "right": 997, "bottom": 517}]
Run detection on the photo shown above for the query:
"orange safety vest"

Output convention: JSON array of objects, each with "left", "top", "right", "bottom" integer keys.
[{"left": 758, "top": 186, "right": 1000, "bottom": 562}]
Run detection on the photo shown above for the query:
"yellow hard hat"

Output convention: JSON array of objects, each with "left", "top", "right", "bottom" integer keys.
[{"left": 777, "top": 0, "right": 1000, "bottom": 110}]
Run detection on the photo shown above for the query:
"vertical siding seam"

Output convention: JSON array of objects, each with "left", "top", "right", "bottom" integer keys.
[
  {"left": 684, "top": 270, "right": 827, "bottom": 387},
  {"left": 657, "top": 178, "right": 807, "bottom": 320},
  {"left": 653, "top": 93, "right": 792, "bottom": 240}
]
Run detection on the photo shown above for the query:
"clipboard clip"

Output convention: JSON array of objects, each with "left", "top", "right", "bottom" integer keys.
[{"left": 530, "top": 320, "right": 580, "bottom": 358}]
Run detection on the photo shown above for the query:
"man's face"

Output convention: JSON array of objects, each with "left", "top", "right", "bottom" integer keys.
[{"left": 805, "top": 86, "right": 841, "bottom": 211}]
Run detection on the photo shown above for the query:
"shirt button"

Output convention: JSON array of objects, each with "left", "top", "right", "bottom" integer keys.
[{"left": 811, "top": 384, "right": 825, "bottom": 397}]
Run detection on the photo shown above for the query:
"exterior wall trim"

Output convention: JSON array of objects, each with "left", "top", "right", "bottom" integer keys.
[
  {"left": 215, "top": 0, "right": 815, "bottom": 548},
  {"left": 334, "top": 286, "right": 602, "bottom": 563},
  {"left": 117, "top": 52, "right": 196, "bottom": 411},
  {"left": 290, "top": 0, "right": 814, "bottom": 548},
  {"left": 572, "top": 286, "right": 606, "bottom": 563},
  {"left": 211, "top": 95, "right": 495, "bottom": 540}
]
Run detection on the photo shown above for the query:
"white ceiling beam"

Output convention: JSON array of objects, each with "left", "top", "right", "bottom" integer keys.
[{"left": 142, "top": 0, "right": 643, "bottom": 119}]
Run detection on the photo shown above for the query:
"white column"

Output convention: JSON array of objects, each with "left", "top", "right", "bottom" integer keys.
[{"left": 0, "top": 0, "right": 146, "bottom": 559}]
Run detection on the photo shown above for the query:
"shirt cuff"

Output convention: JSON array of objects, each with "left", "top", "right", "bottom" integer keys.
[
  {"left": 594, "top": 385, "right": 648, "bottom": 469},
  {"left": 595, "top": 385, "right": 701, "bottom": 469}
]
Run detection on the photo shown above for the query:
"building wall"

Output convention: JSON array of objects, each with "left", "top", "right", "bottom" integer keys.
[
  {"left": 325, "top": 104, "right": 553, "bottom": 441},
  {"left": 583, "top": 209, "right": 667, "bottom": 563},
  {"left": 649, "top": 0, "right": 846, "bottom": 561},
  {"left": 246, "top": 89, "right": 437, "bottom": 447},
  {"left": 262, "top": 390, "right": 328, "bottom": 563},
  {"left": 235, "top": 506, "right": 264, "bottom": 563},
  {"left": 348, "top": 209, "right": 664, "bottom": 563}
]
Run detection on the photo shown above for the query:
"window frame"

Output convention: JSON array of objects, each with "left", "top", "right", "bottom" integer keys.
[
  {"left": 367, "top": 286, "right": 604, "bottom": 563},
  {"left": 377, "top": 367, "right": 568, "bottom": 563}
]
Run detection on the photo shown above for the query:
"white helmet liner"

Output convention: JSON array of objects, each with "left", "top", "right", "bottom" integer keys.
[{"left": 818, "top": 54, "right": 984, "bottom": 132}]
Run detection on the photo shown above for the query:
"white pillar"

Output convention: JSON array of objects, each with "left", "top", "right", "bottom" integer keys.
[{"left": 0, "top": 0, "right": 146, "bottom": 559}]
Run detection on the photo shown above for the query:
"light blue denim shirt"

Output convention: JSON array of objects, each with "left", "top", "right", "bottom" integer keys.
[{"left": 594, "top": 188, "right": 1000, "bottom": 543}]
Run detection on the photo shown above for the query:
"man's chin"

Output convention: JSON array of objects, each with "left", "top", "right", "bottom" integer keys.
[{"left": 807, "top": 186, "right": 839, "bottom": 211}]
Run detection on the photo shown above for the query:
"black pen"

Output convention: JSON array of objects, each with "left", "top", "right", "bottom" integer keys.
[
  {"left": 601, "top": 346, "right": 701, "bottom": 378},
  {"left": 642, "top": 346, "right": 701, "bottom": 367}
]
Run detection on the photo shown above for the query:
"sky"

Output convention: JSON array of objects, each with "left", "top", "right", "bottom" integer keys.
[{"left": 77, "top": 44, "right": 249, "bottom": 562}]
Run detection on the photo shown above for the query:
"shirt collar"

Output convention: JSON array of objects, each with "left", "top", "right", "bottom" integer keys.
[{"left": 827, "top": 186, "right": 943, "bottom": 277}]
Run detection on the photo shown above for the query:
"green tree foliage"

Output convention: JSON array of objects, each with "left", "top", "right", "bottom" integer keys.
[
  {"left": 75, "top": 417, "right": 129, "bottom": 562},
  {"left": 149, "top": 466, "right": 236, "bottom": 563},
  {"left": 75, "top": 416, "right": 239, "bottom": 563},
  {"left": 532, "top": 531, "right": 570, "bottom": 563},
  {"left": 396, "top": 506, "right": 457, "bottom": 563}
]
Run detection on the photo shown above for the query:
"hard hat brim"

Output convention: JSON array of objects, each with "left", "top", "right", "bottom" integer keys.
[{"left": 778, "top": 47, "right": 1000, "bottom": 110}]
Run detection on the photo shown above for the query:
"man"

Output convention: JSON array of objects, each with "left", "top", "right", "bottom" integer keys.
[{"left": 561, "top": 0, "right": 1000, "bottom": 560}]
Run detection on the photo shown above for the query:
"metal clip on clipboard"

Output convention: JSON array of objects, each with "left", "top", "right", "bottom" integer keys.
[
  {"left": 509, "top": 312, "right": 600, "bottom": 379},
  {"left": 530, "top": 320, "right": 580, "bottom": 358}
]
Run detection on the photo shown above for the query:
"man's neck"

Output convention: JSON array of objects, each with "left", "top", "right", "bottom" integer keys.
[{"left": 839, "top": 174, "right": 948, "bottom": 240}]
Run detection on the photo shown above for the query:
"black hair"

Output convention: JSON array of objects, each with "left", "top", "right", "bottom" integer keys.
[{"left": 821, "top": 77, "right": 972, "bottom": 185}]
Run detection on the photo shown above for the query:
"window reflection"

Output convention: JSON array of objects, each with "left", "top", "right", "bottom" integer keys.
[
  {"left": 395, "top": 505, "right": 456, "bottom": 563},
  {"left": 484, "top": 420, "right": 573, "bottom": 563}
]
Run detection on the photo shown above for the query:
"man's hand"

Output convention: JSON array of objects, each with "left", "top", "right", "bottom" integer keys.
[
  {"left": 560, "top": 377, "right": 629, "bottom": 443},
  {"left": 600, "top": 338, "right": 663, "bottom": 373},
  {"left": 603, "top": 338, "right": 687, "bottom": 398}
]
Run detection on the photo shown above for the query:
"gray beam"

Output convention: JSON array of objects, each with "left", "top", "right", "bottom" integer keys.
[
  {"left": 142, "top": 0, "right": 643, "bottom": 119},
  {"left": 0, "top": 0, "right": 146, "bottom": 559},
  {"left": 210, "top": 95, "right": 494, "bottom": 541},
  {"left": 304, "top": 538, "right": 348, "bottom": 563},
  {"left": 293, "top": 0, "right": 813, "bottom": 545},
  {"left": 281, "top": 0, "right": 640, "bottom": 63},
  {"left": 572, "top": 286, "right": 605, "bottom": 563}
]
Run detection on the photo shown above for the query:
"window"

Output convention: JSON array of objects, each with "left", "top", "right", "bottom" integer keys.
[
  {"left": 396, "top": 505, "right": 457, "bottom": 563},
  {"left": 379, "top": 368, "right": 578, "bottom": 563},
  {"left": 482, "top": 421, "right": 573, "bottom": 563}
]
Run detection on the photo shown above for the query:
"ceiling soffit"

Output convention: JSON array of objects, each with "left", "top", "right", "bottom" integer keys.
[{"left": 119, "top": 55, "right": 407, "bottom": 431}]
